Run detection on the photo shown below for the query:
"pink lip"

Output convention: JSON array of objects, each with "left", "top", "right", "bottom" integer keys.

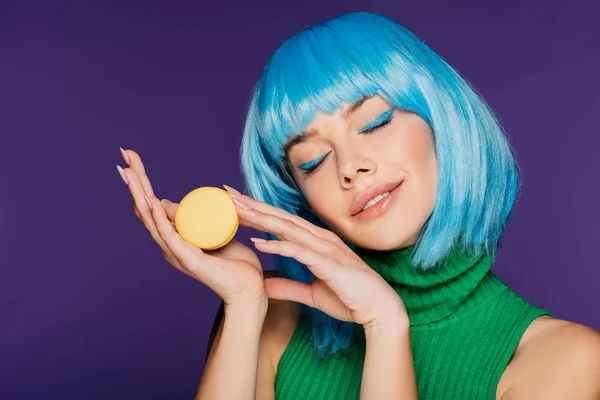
[
  {"left": 349, "top": 180, "right": 404, "bottom": 217},
  {"left": 350, "top": 180, "right": 404, "bottom": 221}
]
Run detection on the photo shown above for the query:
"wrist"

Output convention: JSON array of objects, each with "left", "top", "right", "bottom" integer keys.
[
  {"left": 225, "top": 295, "right": 269, "bottom": 320},
  {"left": 363, "top": 300, "right": 410, "bottom": 340}
]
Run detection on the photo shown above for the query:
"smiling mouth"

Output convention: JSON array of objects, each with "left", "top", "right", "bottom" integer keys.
[
  {"left": 351, "top": 180, "right": 404, "bottom": 220},
  {"left": 350, "top": 180, "right": 404, "bottom": 217}
]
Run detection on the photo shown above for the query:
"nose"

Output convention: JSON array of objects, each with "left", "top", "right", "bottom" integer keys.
[{"left": 339, "top": 157, "right": 376, "bottom": 187}]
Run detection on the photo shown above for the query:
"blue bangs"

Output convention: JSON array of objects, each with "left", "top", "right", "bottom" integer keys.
[{"left": 255, "top": 13, "right": 437, "bottom": 163}]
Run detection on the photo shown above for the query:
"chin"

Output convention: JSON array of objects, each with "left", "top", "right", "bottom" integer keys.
[
  {"left": 344, "top": 220, "right": 420, "bottom": 251},
  {"left": 352, "top": 234, "right": 414, "bottom": 251},
  {"left": 321, "top": 206, "right": 423, "bottom": 251}
]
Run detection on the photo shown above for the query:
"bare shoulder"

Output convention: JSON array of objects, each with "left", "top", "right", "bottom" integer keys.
[
  {"left": 204, "top": 270, "right": 302, "bottom": 400},
  {"left": 498, "top": 316, "right": 600, "bottom": 399}
]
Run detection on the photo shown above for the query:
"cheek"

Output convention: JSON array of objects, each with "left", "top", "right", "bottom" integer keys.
[
  {"left": 395, "top": 122, "right": 436, "bottom": 174},
  {"left": 389, "top": 123, "right": 437, "bottom": 207},
  {"left": 298, "top": 180, "right": 339, "bottom": 215},
  {"left": 405, "top": 127, "right": 438, "bottom": 208}
]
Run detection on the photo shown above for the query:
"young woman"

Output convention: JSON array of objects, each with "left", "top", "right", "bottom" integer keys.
[{"left": 117, "top": 11, "right": 600, "bottom": 400}]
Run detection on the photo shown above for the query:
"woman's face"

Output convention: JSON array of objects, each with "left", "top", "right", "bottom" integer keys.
[{"left": 285, "top": 95, "right": 437, "bottom": 251}]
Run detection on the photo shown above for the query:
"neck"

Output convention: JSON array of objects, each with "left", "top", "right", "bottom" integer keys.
[{"left": 354, "top": 243, "right": 498, "bottom": 325}]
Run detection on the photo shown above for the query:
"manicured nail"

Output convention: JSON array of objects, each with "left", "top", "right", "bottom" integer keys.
[
  {"left": 116, "top": 165, "right": 128, "bottom": 185},
  {"left": 232, "top": 197, "right": 250, "bottom": 210},
  {"left": 250, "top": 237, "right": 267, "bottom": 243},
  {"left": 223, "top": 184, "right": 241, "bottom": 196},
  {"left": 120, "top": 147, "right": 130, "bottom": 166},
  {"left": 144, "top": 194, "right": 153, "bottom": 210}
]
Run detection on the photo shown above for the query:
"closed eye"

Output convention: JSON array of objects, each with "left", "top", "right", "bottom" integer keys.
[
  {"left": 299, "top": 150, "right": 332, "bottom": 175},
  {"left": 359, "top": 108, "right": 394, "bottom": 134}
]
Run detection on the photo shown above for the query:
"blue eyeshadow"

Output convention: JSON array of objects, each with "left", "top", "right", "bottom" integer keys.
[
  {"left": 359, "top": 108, "right": 394, "bottom": 133},
  {"left": 299, "top": 150, "right": 331, "bottom": 171}
]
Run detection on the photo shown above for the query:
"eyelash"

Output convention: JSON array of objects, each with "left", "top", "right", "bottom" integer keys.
[{"left": 300, "top": 114, "right": 394, "bottom": 176}]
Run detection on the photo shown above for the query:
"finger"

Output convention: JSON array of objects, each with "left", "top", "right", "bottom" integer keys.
[
  {"left": 264, "top": 276, "right": 352, "bottom": 321},
  {"left": 264, "top": 277, "right": 315, "bottom": 307},
  {"left": 160, "top": 200, "right": 178, "bottom": 222},
  {"left": 232, "top": 193, "right": 350, "bottom": 251},
  {"left": 133, "top": 198, "right": 176, "bottom": 224},
  {"left": 122, "top": 149, "right": 156, "bottom": 198},
  {"left": 118, "top": 168, "right": 141, "bottom": 220},
  {"left": 237, "top": 215, "right": 284, "bottom": 241},
  {"left": 132, "top": 197, "right": 141, "bottom": 219},
  {"left": 238, "top": 204, "right": 339, "bottom": 257},
  {"left": 124, "top": 168, "right": 184, "bottom": 271},
  {"left": 252, "top": 238, "right": 339, "bottom": 281}
]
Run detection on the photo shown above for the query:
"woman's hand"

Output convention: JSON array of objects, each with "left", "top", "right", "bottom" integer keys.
[
  {"left": 226, "top": 190, "right": 408, "bottom": 328},
  {"left": 117, "top": 149, "right": 267, "bottom": 310}
]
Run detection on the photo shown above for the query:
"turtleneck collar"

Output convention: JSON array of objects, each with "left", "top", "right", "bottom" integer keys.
[{"left": 354, "top": 243, "right": 501, "bottom": 326}]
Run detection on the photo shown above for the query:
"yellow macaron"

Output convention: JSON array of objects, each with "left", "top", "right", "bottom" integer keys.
[{"left": 174, "top": 187, "right": 239, "bottom": 250}]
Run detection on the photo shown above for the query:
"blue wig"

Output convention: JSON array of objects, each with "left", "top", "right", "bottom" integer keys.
[{"left": 239, "top": 11, "right": 520, "bottom": 358}]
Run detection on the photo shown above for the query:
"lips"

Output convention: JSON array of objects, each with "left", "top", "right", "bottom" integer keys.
[{"left": 349, "top": 180, "right": 404, "bottom": 216}]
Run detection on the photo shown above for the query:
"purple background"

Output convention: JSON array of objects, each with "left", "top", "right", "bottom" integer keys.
[{"left": 1, "top": 1, "right": 598, "bottom": 398}]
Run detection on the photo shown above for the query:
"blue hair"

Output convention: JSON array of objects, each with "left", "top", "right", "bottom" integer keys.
[{"left": 239, "top": 11, "right": 520, "bottom": 358}]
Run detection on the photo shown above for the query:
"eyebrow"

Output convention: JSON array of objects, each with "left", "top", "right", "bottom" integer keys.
[{"left": 283, "top": 95, "right": 371, "bottom": 157}]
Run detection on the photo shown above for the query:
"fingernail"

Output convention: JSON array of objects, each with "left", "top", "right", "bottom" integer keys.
[
  {"left": 250, "top": 237, "right": 267, "bottom": 243},
  {"left": 232, "top": 197, "right": 250, "bottom": 210},
  {"left": 144, "top": 194, "right": 153, "bottom": 210},
  {"left": 120, "top": 147, "right": 130, "bottom": 166},
  {"left": 223, "top": 184, "right": 241, "bottom": 196},
  {"left": 116, "top": 165, "right": 128, "bottom": 185},
  {"left": 160, "top": 199, "right": 171, "bottom": 206}
]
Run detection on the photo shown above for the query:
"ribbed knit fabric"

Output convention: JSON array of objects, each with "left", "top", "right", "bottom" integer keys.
[{"left": 274, "top": 244, "right": 552, "bottom": 399}]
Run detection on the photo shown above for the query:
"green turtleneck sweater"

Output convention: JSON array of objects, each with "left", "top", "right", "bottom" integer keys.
[{"left": 274, "top": 245, "right": 552, "bottom": 399}]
